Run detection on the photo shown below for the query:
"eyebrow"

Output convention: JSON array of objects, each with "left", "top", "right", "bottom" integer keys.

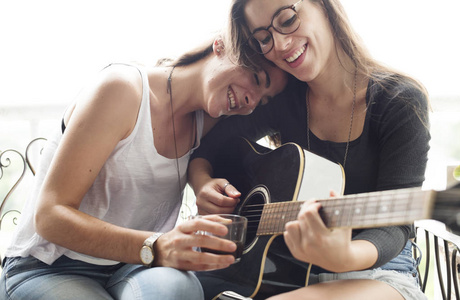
[
  {"left": 264, "top": 70, "right": 271, "bottom": 88},
  {"left": 252, "top": 4, "right": 293, "bottom": 33}
]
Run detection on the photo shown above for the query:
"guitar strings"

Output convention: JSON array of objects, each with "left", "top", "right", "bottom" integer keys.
[{"left": 241, "top": 188, "right": 430, "bottom": 233}]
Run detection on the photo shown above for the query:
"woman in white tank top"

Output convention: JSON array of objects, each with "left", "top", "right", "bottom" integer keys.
[{"left": 0, "top": 35, "right": 287, "bottom": 300}]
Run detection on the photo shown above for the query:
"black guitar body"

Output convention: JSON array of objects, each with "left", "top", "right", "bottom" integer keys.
[
  {"left": 196, "top": 138, "right": 460, "bottom": 299},
  {"left": 197, "top": 234, "right": 310, "bottom": 299},
  {"left": 196, "top": 138, "right": 313, "bottom": 299}
]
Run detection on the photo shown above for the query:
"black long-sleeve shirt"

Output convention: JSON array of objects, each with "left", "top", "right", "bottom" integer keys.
[{"left": 191, "top": 73, "right": 430, "bottom": 269}]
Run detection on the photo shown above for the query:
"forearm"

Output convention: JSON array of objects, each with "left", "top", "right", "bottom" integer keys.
[
  {"left": 188, "top": 158, "right": 214, "bottom": 195},
  {"left": 35, "top": 202, "right": 150, "bottom": 264},
  {"left": 337, "top": 240, "right": 378, "bottom": 272}
]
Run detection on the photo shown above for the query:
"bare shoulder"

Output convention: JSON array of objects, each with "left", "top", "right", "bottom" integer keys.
[
  {"left": 66, "top": 64, "right": 145, "bottom": 140},
  {"left": 95, "top": 64, "right": 143, "bottom": 107}
]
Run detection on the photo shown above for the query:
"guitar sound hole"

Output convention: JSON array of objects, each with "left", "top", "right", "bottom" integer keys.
[{"left": 238, "top": 186, "right": 269, "bottom": 249}]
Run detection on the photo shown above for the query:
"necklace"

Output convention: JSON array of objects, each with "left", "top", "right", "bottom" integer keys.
[
  {"left": 167, "top": 66, "right": 197, "bottom": 216},
  {"left": 167, "top": 66, "right": 183, "bottom": 199},
  {"left": 306, "top": 69, "right": 357, "bottom": 167}
]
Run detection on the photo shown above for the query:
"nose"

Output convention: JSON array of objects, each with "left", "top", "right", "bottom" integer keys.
[
  {"left": 241, "top": 84, "right": 266, "bottom": 113},
  {"left": 244, "top": 69, "right": 271, "bottom": 108},
  {"left": 271, "top": 30, "right": 291, "bottom": 52},
  {"left": 243, "top": 95, "right": 259, "bottom": 112}
]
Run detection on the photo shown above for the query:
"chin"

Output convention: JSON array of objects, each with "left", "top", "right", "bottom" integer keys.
[{"left": 209, "top": 110, "right": 223, "bottom": 118}]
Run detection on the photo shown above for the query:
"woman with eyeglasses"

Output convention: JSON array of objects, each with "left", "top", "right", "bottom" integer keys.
[
  {"left": 188, "top": 1, "right": 430, "bottom": 299},
  {"left": 0, "top": 36, "right": 287, "bottom": 300}
]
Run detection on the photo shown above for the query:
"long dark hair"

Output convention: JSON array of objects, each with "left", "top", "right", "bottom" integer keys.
[
  {"left": 227, "top": 0, "right": 430, "bottom": 129},
  {"left": 229, "top": 0, "right": 428, "bottom": 89},
  {"left": 156, "top": 38, "right": 214, "bottom": 67}
]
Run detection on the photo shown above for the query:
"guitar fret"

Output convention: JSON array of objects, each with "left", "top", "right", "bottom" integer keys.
[
  {"left": 257, "top": 188, "right": 435, "bottom": 235},
  {"left": 277, "top": 203, "right": 286, "bottom": 233},
  {"left": 320, "top": 189, "right": 428, "bottom": 228},
  {"left": 258, "top": 202, "right": 301, "bottom": 235},
  {"left": 289, "top": 202, "right": 299, "bottom": 227}
]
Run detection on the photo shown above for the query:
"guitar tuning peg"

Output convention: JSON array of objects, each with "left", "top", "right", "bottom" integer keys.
[{"left": 454, "top": 165, "right": 460, "bottom": 181}]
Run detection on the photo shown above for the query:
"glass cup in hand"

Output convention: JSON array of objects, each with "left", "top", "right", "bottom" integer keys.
[{"left": 193, "top": 214, "right": 247, "bottom": 263}]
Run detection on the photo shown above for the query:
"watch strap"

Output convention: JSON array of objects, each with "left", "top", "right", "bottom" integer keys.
[{"left": 141, "top": 232, "right": 164, "bottom": 267}]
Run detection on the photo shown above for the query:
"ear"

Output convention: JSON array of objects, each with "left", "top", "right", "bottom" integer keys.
[{"left": 212, "top": 38, "right": 225, "bottom": 56}]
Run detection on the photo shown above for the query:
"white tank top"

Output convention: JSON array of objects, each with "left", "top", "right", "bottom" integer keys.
[{"left": 5, "top": 63, "right": 204, "bottom": 265}]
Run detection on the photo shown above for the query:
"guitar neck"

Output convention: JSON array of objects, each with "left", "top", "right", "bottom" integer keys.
[{"left": 257, "top": 187, "right": 436, "bottom": 235}]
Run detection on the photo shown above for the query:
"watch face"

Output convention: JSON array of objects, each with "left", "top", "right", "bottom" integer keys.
[{"left": 140, "top": 245, "right": 154, "bottom": 265}]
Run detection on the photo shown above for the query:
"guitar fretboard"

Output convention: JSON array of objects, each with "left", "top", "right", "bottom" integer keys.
[{"left": 257, "top": 188, "right": 436, "bottom": 235}]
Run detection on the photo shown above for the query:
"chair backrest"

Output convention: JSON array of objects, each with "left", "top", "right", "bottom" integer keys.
[
  {"left": 0, "top": 148, "right": 26, "bottom": 231},
  {"left": 415, "top": 219, "right": 460, "bottom": 300},
  {"left": 25, "top": 137, "right": 48, "bottom": 176},
  {"left": 1, "top": 138, "right": 47, "bottom": 263}
]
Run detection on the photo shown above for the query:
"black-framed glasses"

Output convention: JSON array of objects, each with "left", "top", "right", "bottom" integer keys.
[{"left": 247, "top": 0, "right": 303, "bottom": 55}]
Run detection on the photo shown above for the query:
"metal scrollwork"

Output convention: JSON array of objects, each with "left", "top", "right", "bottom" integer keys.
[
  {"left": 0, "top": 148, "right": 26, "bottom": 231},
  {"left": 25, "top": 137, "right": 47, "bottom": 175},
  {"left": 415, "top": 221, "right": 460, "bottom": 300},
  {"left": 179, "top": 203, "right": 192, "bottom": 221},
  {"left": 177, "top": 186, "right": 198, "bottom": 223},
  {"left": 0, "top": 137, "right": 47, "bottom": 232}
]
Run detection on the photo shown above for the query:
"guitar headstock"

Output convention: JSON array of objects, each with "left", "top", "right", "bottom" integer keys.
[{"left": 431, "top": 181, "right": 460, "bottom": 235}]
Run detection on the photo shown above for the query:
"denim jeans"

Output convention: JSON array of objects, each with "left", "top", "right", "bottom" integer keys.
[
  {"left": 380, "top": 240, "right": 419, "bottom": 276},
  {"left": 313, "top": 241, "right": 427, "bottom": 300},
  {"left": 1, "top": 255, "right": 204, "bottom": 300}
]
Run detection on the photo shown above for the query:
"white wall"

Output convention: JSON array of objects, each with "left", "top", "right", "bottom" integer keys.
[{"left": 1, "top": 0, "right": 459, "bottom": 188}]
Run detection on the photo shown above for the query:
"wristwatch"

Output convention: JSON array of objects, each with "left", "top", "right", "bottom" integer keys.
[{"left": 140, "top": 232, "right": 164, "bottom": 267}]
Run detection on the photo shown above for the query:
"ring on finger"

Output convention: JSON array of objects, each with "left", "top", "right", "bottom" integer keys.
[{"left": 223, "top": 182, "right": 231, "bottom": 189}]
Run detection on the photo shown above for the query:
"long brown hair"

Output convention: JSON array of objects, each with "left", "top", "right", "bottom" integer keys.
[
  {"left": 227, "top": 0, "right": 430, "bottom": 133},
  {"left": 155, "top": 38, "right": 215, "bottom": 68},
  {"left": 229, "top": 0, "right": 428, "bottom": 89}
]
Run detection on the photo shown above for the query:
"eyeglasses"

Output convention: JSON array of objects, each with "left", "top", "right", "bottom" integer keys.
[{"left": 247, "top": 0, "right": 303, "bottom": 55}]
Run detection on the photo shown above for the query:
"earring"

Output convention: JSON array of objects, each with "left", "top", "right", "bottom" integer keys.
[{"left": 214, "top": 39, "right": 224, "bottom": 55}]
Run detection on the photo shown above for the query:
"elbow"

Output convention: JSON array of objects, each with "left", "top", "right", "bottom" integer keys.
[
  {"left": 33, "top": 193, "right": 58, "bottom": 239},
  {"left": 34, "top": 202, "right": 49, "bottom": 238}
]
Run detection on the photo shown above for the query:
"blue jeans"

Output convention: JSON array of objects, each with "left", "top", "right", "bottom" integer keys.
[
  {"left": 1, "top": 256, "right": 204, "bottom": 300},
  {"left": 380, "top": 240, "right": 419, "bottom": 277},
  {"left": 315, "top": 241, "right": 426, "bottom": 300}
]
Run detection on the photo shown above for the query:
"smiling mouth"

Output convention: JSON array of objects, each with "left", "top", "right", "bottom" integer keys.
[
  {"left": 286, "top": 44, "right": 307, "bottom": 63},
  {"left": 228, "top": 86, "right": 236, "bottom": 109}
]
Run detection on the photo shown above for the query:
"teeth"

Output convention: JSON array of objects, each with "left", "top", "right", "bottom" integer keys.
[
  {"left": 228, "top": 87, "right": 236, "bottom": 109},
  {"left": 286, "top": 45, "right": 306, "bottom": 63}
]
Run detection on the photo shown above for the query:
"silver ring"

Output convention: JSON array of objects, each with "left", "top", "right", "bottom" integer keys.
[{"left": 223, "top": 182, "right": 231, "bottom": 189}]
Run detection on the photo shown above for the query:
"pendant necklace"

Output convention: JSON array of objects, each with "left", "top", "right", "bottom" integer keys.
[
  {"left": 168, "top": 66, "right": 197, "bottom": 202},
  {"left": 306, "top": 69, "right": 357, "bottom": 168},
  {"left": 167, "top": 66, "right": 183, "bottom": 197}
]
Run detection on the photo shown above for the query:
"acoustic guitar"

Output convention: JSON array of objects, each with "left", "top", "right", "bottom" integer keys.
[{"left": 196, "top": 138, "right": 460, "bottom": 300}]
